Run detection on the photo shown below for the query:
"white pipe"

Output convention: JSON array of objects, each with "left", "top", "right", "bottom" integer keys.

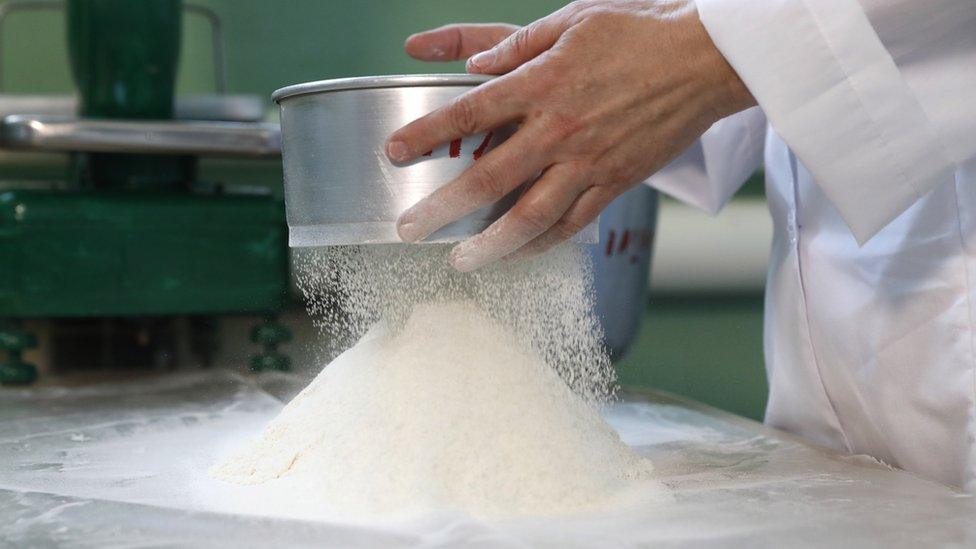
[{"left": 650, "top": 198, "right": 771, "bottom": 294}]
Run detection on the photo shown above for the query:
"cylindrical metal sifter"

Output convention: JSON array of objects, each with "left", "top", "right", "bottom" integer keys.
[{"left": 272, "top": 74, "right": 598, "bottom": 247}]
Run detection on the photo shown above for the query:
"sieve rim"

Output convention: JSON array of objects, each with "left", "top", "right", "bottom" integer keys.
[{"left": 272, "top": 74, "right": 494, "bottom": 103}]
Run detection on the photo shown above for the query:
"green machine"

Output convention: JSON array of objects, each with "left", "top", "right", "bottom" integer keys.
[{"left": 0, "top": 0, "right": 291, "bottom": 384}]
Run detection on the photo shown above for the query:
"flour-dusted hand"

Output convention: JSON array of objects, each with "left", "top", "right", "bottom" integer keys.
[{"left": 387, "top": 0, "right": 755, "bottom": 271}]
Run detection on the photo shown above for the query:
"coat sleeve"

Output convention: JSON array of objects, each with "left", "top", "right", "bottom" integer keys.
[
  {"left": 695, "top": 0, "right": 976, "bottom": 244},
  {"left": 645, "top": 106, "right": 766, "bottom": 215}
]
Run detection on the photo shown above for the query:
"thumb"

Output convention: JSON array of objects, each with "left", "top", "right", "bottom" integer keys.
[
  {"left": 466, "top": 14, "right": 570, "bottom": 75},
  {"left": 405, "top": 23, "right": 519, "bottom": 62}
]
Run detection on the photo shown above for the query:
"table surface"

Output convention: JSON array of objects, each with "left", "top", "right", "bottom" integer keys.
[{"left": 2, "top": 369, "right": 974, "bottom": 548}]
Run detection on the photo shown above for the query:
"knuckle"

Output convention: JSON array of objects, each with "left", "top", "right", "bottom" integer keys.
[
  {"left": 565, "top": 1, "right": 602, "bottom": 24},
  {"left": 508, "top": 27, "right": 532, "bottom": 55},
  {"left": 545, "top": 112, "right": 583, "bottom": 141},
  {"left": 554, "top": 216, "right": 588, "bottom": 240},
  {"left": 448, "top": 95, "right": 481, "bottom": 135},
  {"left": 448, "top": 26, "right": 464, "bottom": 59},
  {"left": 513, "top": 199, "right": 554, "bottom": 233},
  {"left": 566, "top": 0, "right": 594, "bottom": 14},
  {"left": 469, "top": 162, "right": 509, "bottom": 201}
]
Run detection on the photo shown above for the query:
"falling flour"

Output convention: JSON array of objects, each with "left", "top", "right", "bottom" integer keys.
[{"left": 212, "top": 244, "right": 660, "bottom": 520}]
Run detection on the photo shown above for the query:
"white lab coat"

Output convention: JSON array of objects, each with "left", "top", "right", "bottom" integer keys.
[{"left": 649, "top": 0, "right": 976, "bottom": 490}]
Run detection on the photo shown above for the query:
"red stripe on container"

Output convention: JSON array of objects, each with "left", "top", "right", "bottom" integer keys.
[
  {"left": 472, "top": 132, "right": 494, "bottom": 160},
  {"left": 619, "top": 229, "right": 631, "bottom": 252},
  {"left": 449, "top": 139, "right": 462, "bottom": 158}
]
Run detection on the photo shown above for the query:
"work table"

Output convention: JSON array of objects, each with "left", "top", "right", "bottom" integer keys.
[{"left": 2, "top": 370, "right": 973, "bottom": 547}]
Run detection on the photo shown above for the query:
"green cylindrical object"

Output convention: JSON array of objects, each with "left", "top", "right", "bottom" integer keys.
[
  {"left": 66, "top": 0, "right": 192, "bottom": 189},
  {"left": 67, "top": 0, "right": 182, "bottom": 120}
]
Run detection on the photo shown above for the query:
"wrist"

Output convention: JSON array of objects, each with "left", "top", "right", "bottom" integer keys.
[
  {"left": 682, "top": 5, "right": 757, "bottom": 121},
  {"left": 714, "top": 50, "right": 757, "bottom": 118}
]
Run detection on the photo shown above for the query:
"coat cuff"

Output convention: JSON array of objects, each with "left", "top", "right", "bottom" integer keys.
[
  {"left": 646, "top": 107, "right": 765, "bottom": 214},
  {"left": 696, "top": 0, "right": 955, "bottom": 244}
]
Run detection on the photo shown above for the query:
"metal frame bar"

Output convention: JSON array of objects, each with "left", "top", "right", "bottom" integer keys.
[{"left": 0, "top": 114, "right": 281, "bottom": 157}]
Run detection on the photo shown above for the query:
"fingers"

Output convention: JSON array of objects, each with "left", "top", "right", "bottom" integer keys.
[
  {"left": 504, "top": 185, "right": 610, "bottom": 263},
  {"left": 385, "top": 75, "right": 525, "bottom": 162},
  {"left": 448, "top": 164, "right": 588, "bottom": 272},
  {"left": 405, "top": 24, "right": 519, "bottom": 61},
  {"left": 396, "top": 126, "right": 550, "bottom": 244},
  {"left": 466, "top": 11, "right": 571, "bottom": 74}
]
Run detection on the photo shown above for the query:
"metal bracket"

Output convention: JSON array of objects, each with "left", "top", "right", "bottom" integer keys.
[{"left": 183, "top": 3, "right": 227, "bottom": 94}]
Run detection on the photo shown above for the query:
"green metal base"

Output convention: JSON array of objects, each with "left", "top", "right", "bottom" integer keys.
[
  {"left": 249, "top": 352, "right": 291, "bottom": 373},
  {"left": 0, "top": 360, "right": 38, "bottom": 385},
  {"left": 0, "top": 189, "right": 288, "bottom": 317},
  {"left": 0, "top": 320, "right": 38, "bottom": 385},
  {"left": 249, "top": 316, "right": 292, "bottom": 372}
]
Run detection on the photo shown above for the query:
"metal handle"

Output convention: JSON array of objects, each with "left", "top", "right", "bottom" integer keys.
[
  {"left": 0, "top": 0, "right": 227, "bottom": 94},
  {"left": 183, "top": 3, "right": 227, "bottom": 94},
  {"left": 0, "top": 115, "right": 281, "bottom": 157}
]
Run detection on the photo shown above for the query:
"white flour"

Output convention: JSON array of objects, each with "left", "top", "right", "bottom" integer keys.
[
  {"left": 213, "top": 300, "right": 658, "bottom": 520},
  {"left": 212, "top": 244, "right": 660, "bottom": 520}
]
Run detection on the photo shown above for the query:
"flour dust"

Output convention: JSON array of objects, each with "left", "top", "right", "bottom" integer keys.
[{"left": 295, "top": 243, "right": 616, "bottom": 404}]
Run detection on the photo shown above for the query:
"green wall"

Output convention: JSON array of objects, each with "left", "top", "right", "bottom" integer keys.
[
  {"left": 617, "top": 296, "right": 767, "bottom": 420},
  {"left": 0, "top": 0, "right": 568, "bottom": 97}
]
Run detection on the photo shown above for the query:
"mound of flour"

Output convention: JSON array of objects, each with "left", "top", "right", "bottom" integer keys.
[{"left": 212, "top": 300, "right": 658, "bottom": 520}]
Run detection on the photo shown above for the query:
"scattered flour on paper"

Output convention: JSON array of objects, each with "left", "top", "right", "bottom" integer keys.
[{"left": 212, "top": 244, "right": 661, "bottom": 521}]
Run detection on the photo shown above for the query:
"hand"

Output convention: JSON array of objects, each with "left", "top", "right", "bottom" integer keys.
[{"left": 388, "top": 0, "right": 755, "bottom": 272}]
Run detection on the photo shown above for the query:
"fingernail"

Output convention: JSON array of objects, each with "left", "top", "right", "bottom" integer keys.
[
  {"left": 397, "top": 221, "right": 421, "bottom": 243},
  {"left": 450, "top": 240, "right": 489, "bottom": 272},
  {"left": 467, "top": 50, "right": 495, "bottom": 72},
  {"left": 386, "top": 140, "right": 409, "bottom": 162},
  {"left": 397, "top": 207, "right": 435, "bottom": 243}
]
